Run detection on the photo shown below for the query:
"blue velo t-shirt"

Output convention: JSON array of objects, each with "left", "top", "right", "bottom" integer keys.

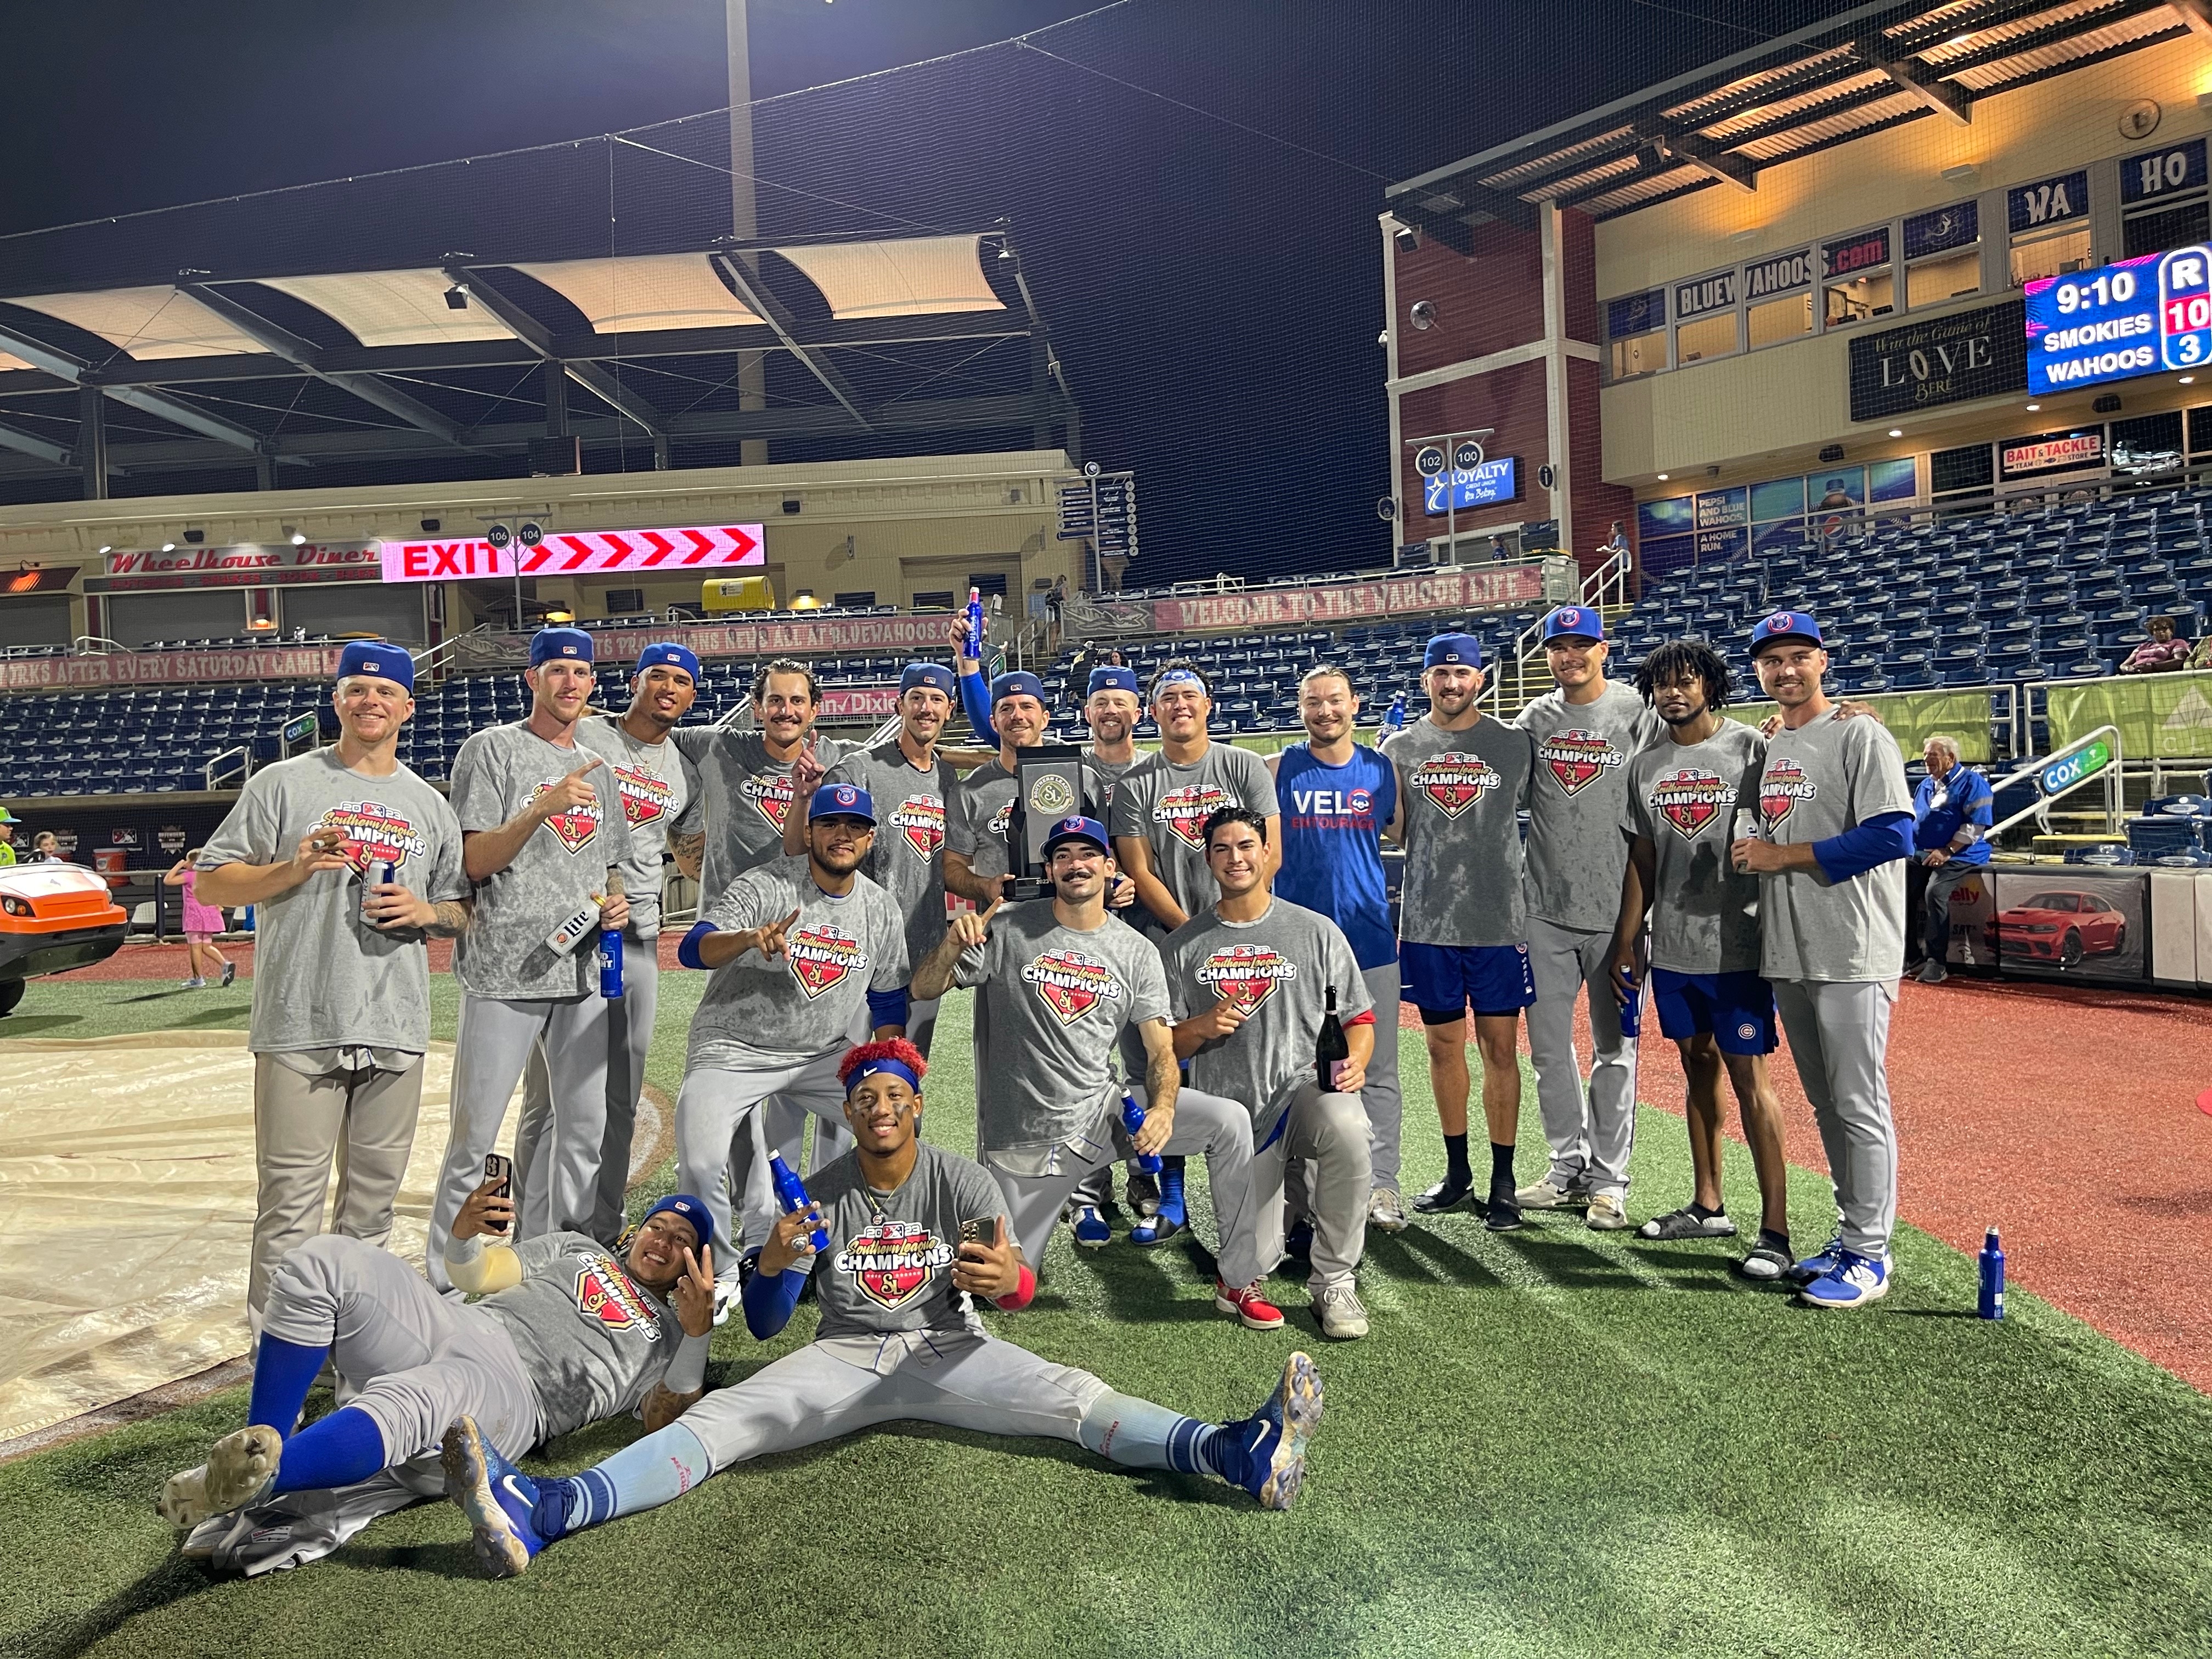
[{"left": 1273, "top": 741, "right": 1398, "bottom": 970}]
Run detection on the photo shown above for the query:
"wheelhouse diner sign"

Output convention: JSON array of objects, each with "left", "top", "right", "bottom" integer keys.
[{"left": 88, "top": 541, "right": 381, "bottom": 593}]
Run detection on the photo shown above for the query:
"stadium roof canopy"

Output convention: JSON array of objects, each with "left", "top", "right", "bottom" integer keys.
[
  {"left": 1388, "top": 0, "right": 2210, "bottom": 240},
  {"left": 0, "top": 232, "right": 1079, "bottom": 498}
]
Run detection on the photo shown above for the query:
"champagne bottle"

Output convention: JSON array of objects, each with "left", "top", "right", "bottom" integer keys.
[{"left": 1315, "top": 985, "right": 1350, "bottom": 1091}]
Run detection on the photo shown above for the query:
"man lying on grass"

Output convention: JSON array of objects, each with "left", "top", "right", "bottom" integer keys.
[
  {"left": 443, "top": 1038, "right": 1325, "bottom": 1577},
  {"left": 156, "top": 1187, "right": 716, "bottom": 1575}
]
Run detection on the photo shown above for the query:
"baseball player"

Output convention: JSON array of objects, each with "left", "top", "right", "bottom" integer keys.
[
  {"left": 1608, "top": 640, "right": 1793, "bottom": 1279},
  {"left": 1166, "top": 808, "right": 1376, "bottom": 1339},
  {"left": 443, "top": 1039, "right": 1324, "bottom": 1577},
  {"left": 157, "top": 1190, "right": 716, "bottom": 1574},
  {"left": 513, "top": 642, "right": 700, "bottom": 1245},
  {"left": 943, "top": 667, "right": 1057, "bottom": 907},
  {"left": 1269, "top": 663, "right": 1408, "bottom": 1233},
  {"left": 1731, "top": 611, "right": 1914, "bottom": 1308},
  {"left": 909, "top": 815, "right": 1280, "bottom": 1329},
  {"left": 674, "top": 782, "right": 909, "bottom": 1266},
  {"left": 425, "top": 627, "right": 633, "bottom": 1291},
  {"left": 1381, "top": 633, "right": 1537, "bottom": 1230},
  {"left": 1510, "top": 607, "right": 1666, "bottom": 1231},
  {"left": 197, "top": 642, "right": 470, "bottom": 1321}
]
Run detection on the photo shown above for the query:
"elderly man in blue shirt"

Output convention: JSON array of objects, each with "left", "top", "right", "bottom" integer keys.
[{"left": 1912, "top": 733, "right": 1994, "bottom": 984}]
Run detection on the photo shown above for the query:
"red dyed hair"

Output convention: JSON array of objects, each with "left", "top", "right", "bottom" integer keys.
[{"left": 838, "top": 1037, "right": 928, "bottom": 1089}]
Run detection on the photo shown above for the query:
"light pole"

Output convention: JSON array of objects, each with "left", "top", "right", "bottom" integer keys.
[{"left": 1403, "top": 426, "right": 1494, "bottom": 565}]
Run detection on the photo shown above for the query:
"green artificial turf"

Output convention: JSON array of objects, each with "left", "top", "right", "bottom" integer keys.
[{"left": 2, "top": 976, "right": 2208, "bottom": 1659}]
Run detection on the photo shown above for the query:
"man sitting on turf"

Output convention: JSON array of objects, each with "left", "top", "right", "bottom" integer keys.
[
  {"left": 156, "top": 1188, "right": 717, "bottom": 1572},
  {"left": 442, "top": 1039, "right": 1325, "bottom": 1577}
]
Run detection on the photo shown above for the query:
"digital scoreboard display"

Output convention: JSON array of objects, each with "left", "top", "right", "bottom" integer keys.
[{"left": 2024, "top": 245, "right": 2212, "bottom": 394}]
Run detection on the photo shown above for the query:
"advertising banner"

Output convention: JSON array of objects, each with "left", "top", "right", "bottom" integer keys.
[
  {"left": 377, "top": 523, "right": 765, "bottom": 584},
  {"left": 1726, "top": 687, "right": 1998, "bottom": 762},
  {"left": 2001, "top": 428, "right": 2105, "bottom": 478},
  {"left": 817, "top": 686, "right": 900, "bottom": 720},
  {"left": 1145, "top": 562, "right": 1557, "bottom": 634},
  {"left": 1984, "top": 868, "right": 2147, "bottom": 983},
  {"left": 0, "top": 644, "right": 347, "bottom": 693},
  {"left": 87, "top": 542, "right": 380, "bottom": 594},
  {"left": 483, "top": 612, "right": 958, "bottom": 664},
  {"left": 1849, "top": 299, "right": 2028, "bottom": 420},
  {"left": 1420, "top": 456, "right": 1519, "bottom": 515},
  {"left": 2045, "top": 669, "right": 2212, "bottom": 760}
]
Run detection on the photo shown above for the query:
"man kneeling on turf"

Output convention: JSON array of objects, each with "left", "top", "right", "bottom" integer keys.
[
  {"left": 157, "top": 1187, "right": 716, "bottom": 1572},
  {"left": 443, "top": 1038, "right": 1324, "bottom": 1577}
]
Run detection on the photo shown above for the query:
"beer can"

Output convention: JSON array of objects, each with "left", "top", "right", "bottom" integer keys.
[
  {"left": 363, "top": 859, "right": 396, "bottom": 921},
  {"left": 598, "top": 926, "right": 625, "bottom": 1000}
]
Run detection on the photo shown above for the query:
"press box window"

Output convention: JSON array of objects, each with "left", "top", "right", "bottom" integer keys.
[
  {"left": 1822, "top": 227, "right": 1894, "bottom": 327},
  {"left": 604, "top": 588, "right": 644, "bottom": 614},
  {"left": 2011, "top": 225, "right": 2093, "bottom": 288},
  {"left": 1748, "top": 291, "right": 1813, "bottom": 348},
  {"left": 1825, "top": 267, "right": 1893, "bottom": 325},
  {"left": 1604, "top": 288, "right": 1667, "bottom": 381},
  {"left": 1906, "top": 249, "right": 1980, "bottom": 308},
  {"left": 912, "top": 590, "right": 953, "bottom": 610},
  {"left": 1610, "top": 331, "right": 1666, "bottom": 378},
  {"left": 1674, "top": 311, "right": 1738, "bottom": 364}
]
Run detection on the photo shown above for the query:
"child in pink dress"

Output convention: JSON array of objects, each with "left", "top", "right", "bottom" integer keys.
[{"left": 165, "top": 853, "right": 234, "bottom": 989}]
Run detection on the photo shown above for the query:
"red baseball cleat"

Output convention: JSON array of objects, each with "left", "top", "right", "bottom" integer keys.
[{"left": 1214, "top": 1277, "right": 1285, "bottom": 1331}]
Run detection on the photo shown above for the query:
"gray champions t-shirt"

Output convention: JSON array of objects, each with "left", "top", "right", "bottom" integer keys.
[
  {"left": 955, "top": 901, "right": 1170, "bottom": 1156},
  {"left": 1163, "top": 898, "right": 1372, "bottom": 1133},
  {"left": 827, "top": 741, "right": 954, "bottom": 973},
  {"left": 1743, "top": 707, "right": 1914, "bottom": 983},
  {"left": 802, "top": 1141, "right": 1004, "bottom": 1341},
  {"left": 1108, "top": 742, "right": 1277, "bottom": 919},
  {"left": 201, "top": 748, "right": 467, "bottom": 1055},
  {"left": 449, "top": 722, "right": 634, "bottom": 1001},
  {"left": 1622, "top": 721, "right": 1766, "bottom": 976},
  {"left": 574, "top": 715, "right": 695, "bottom": 939},
  {"left": 687, "top": 855, "right": 909, "bottom": 1069},
  {"left": 1515, "top": 680, "right": 1666, "bottom": 933},
  {"left": 1383, "top": 714, "right": 1536, "bottom": 947},
  {"left": 475, "top": 1231, "right": 680, "bottom": 1440},
  {"left": 671, "top": 728, "right": 853, "bottom": 910}
]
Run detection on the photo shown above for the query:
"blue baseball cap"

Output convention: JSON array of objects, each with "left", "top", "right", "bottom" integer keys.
[
  {"left": 639, "top": 1193, "right": 714, "bottom": 1257},
  {"left": 635, "top": 641, "right": 699, "bottom": 681},
  {"left": 991, "top": 670, "right": 1048, "bottom": 704},
  {"left": 335, "top": 640, "right": 414, "bottom": 692},
  {"left": 1042, "top": 814, "right": 1110, "bottom": 855},
  {"left": 1424, "top": 633, "right": 1484, "bottom": 669},
  {"left": 1541, "top": 606, "right": 1603, "bottom": 645},
  {"left": 901, "top": 662, "right": 957, "bottom": 698},
  {"left": 530, "top": 627, "right": 594, "bottom": 667},
  {"left": 809, "top": 782, "right": 876, "bottom": 824},
  {"left": 1086, "top": 664, "right": 1141, "bottom": 697},
  {"left": 1748, "top": 611, "right": 1824, "bottom": 656}
]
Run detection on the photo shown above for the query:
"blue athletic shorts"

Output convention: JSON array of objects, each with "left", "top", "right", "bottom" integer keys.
[
  {"left": 1400, "top": 940, "right": 1537, "bottom": 1022},
  {"left": 1651, "top": 967, "right": 1776, "bottom": 1055}
]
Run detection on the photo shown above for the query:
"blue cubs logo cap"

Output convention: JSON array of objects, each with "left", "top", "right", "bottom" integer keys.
[
  {"left": 901, "top": 662, "right": 957, "bottom": 698},
  {"left": 335, "top": 639, "right": 414, "bottom": 692},
  {"left": 1541, "top": 606, "right": 1603, "bottom": 645},
  {"left": 1749, "top": 611, "right": 1824, "bottom": 655},
  {"left": 809, "top": 782, "right": 876, "bottom": 824},
  {"left": 1424, "top": 632, "right": 1484, "bottom": 670},
  {"left": 639, "top": 1193, "right": 713, "bottom": 1257},
  {"left": 991, "top": 670, "right": 1048, "bottom": 703},
  {"left": 1086, "top": 664, "right": 1141, "bottom": 697},
  {"left": 1042, "top": 814, "right": 1110, "bottom": 855},
  {"left": 635, "top": 641, "right": 699, "bottom": 682},
  {"left": 530, "top": 626, "right": 595, "bottom": 667}
]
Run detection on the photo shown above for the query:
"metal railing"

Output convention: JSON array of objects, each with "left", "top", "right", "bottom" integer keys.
[
  {"left": 1985, "top": 724, "right": 2125, "bottom": 840},
  {"left": 1479, "top": 544, "right": 1634, "bottom": 714},
  {"left": 203, "top": 746, "right": 250, "bottom": 790}
]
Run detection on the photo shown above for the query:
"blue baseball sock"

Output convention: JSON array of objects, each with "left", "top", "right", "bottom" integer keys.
[
  {"left": 272, "top": 1406, "right": 386, "bottom": 1494},
  {"left": 1077, "top": 1391, "right": 1234, "bottom": 1483},
  {"left": 549, "top": 1422, "right": 712, "bottom": 1535},
  {"left": 1156, "top": 1160, "right": 1188, "bottom": 1227},
  {"left": 246, "top": 1334, "right": 329, "bottom": 1437}
]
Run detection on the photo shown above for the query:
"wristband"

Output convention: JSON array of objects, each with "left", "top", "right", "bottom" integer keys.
[
  {"left": 662, "top": 1330, "right": 711, "bottom": 1396},
  {"left": 994, "top": 1262, "right": 1037, "bottom": 1311}
]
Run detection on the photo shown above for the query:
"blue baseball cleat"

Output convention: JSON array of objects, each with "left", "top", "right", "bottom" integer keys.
[
  {"left": 1798, "top": 1250, "right": 1892, "bottom": 1310},
  {"left": 1228, "top": 1351, "right": 1324, "bottom": 1510},
  {"left": 1072, "top": 1205, "right": 1112, "bottom": 1248},
  {"left": 1786, "top": 1232, "right": 1846, "bottom": 1286},
  {"left": 442, "top": 1417, "right": 550, "bottom": 1578}
]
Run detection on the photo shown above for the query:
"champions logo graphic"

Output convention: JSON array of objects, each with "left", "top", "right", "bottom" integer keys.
[
  {"left": 1646, "top": 768, "right": 1734, "bottom": 841},
  {"left": 572, "top": 1252, "right": 660, "bottom": 1338},
  {"left": 891, "top": 793, "right": 945, "bottom": 861},
  {"left": 1409, "top": 752, "right": 1502, "bottom": 820},
  {"left": 787, "top": 922, "right": 867, "bottom": 998},
  {"left": 526, "top": 780, "right": 601, "bottom": 853},
  {"left": 1022, "top": 946, "right": 1124, "bottom": 1024},
  {"left": 315, "top": 802, "right": 426, "bottom": 874},
  {"left": 1154, "top": 783, "right": 1235, "bottom": 850},
  {"left": 1539, "top": 731, "right": 1623, "bottom": 797},
  {"left": 740, "top": 771, "right": 797, "bottom": 831},
  {"left": 611, "top": 764, "right": 676, "bottom": 830},
  {"left": 1760, "top": 760, "right": 1818, "bottom": 832},
  {"left": 1195, "top": 943, "right": 1298, "bottom": 1013},
  {"left": 836, "top": 1220, "right": 956, "bottom": 1311}
]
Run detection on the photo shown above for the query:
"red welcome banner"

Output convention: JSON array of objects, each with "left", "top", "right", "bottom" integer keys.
[
  {"left": 0, "top": 645, "right": 347, "bottom": 693},
  {"left": 1145, "top": 562, "right": 1554, "bottom": 633},
  {"left": 379, "top": 523, "right": 764, "bottom": 583}
]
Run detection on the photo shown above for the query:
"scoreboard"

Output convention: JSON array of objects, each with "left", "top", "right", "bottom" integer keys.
[{"left": 2024, "top": 245, "right": 2212, "bottom": 394}]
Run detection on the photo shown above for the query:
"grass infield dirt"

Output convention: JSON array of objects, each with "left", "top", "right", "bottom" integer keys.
[{"left": 1, "top": 968, "right": 2207, "bottom": 1659}]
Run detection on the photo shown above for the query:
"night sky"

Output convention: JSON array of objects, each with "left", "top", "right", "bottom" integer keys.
[{"left": 0, "top": 1, "right": 1867, "bottom": 582}]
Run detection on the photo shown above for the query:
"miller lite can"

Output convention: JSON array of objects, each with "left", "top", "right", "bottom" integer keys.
[{"left": 363, "top": 859, "right": 396, "bottom": 923}]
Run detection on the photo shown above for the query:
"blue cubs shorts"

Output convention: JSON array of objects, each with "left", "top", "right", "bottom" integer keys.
[
  {"left": 1651, "top": 967, "right": 1777, "bottom": 1055},
  {"left": 1401, "top": 940, "right": 1537, "bottom": 1022}
]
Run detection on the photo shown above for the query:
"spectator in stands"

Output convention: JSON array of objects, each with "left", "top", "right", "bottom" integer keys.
[
  {"left": 1489, "top": 536, "right": 1509, "bottom": 563},
  {"left": 1063, "top": 642, "right": 1098, "bottom": 711},
  {"left": 165, "top": 850, "right": 235, "bottom": 990},
  {"left": 1910, "top": 735, "right": 1994, "bottom": 986},
  {"left": 2119, "top": 615, "right": 2191, "bottom": 674},
  {"left": 2190, "top": 633, "right": 2212, "bottom": 672},
  {"left": 1601, "top": 520, "right": 1629, "bottom": 560},
  {"left": 0, "top": 806, "right": 16, "bottom": 865}
]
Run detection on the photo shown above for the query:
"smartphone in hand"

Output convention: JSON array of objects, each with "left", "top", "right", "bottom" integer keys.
[
  {"left": 483, "top": 1153, "right": 514, "bottom": 1233},
  {"left": 960, "top": 1216, "right": 1000, "bottom": 1250}
]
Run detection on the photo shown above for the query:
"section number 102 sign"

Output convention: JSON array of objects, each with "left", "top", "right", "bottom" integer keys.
[{"left": 2025, "top": 245, "right": 2212, "bottom": 393}]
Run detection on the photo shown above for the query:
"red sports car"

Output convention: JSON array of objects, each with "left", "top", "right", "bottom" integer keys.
[{"left": 1985, "top": 889, "right": 2127, "bottom": 968}]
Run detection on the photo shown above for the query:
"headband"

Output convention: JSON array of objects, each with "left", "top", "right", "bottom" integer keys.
[
  {"left": 1153, "top": 668, "right": 1203, "bottom": 692},
  {"left": 847, "top": 1056, "right": 922, "bottom": 1095}
]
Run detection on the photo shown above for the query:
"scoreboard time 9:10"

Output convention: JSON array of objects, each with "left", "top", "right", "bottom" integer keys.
[{"left": 2023, "top": 245, "right": 2212, "bottom": 395}]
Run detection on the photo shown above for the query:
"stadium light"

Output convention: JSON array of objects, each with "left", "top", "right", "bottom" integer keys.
[
  {"left": 97, "top": 544, "right": 111, "bottom": 555},
  {"left": 2025, "top": 403, "right": 2040, "bottom": 411},
  {"left": 284, "top": 525, "right": 305, "bottom": 546},
  {"left": 444, "top": 284, "right": 469, "bottom": 311},
  {"left": 1889, "top": 428, "right": 1904, "bottom": 438},
  {"left": 161, "top": 541, "right": 176, "bottom": 552},
  {"left": 2183, "top": 377, "right": 2197, "bottom": 386}
]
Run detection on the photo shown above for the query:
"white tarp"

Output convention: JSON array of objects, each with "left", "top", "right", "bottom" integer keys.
[
  {"left": 774, "top": 235, "right": 1005, "bottom": 319},
  {"left": 515, "top": 253, "right": 762, "bottom": 332},
  {"left": 257, "top": 269, "right": 517, "bottom": 349},
  {"left": 7, "top": 286, "right": 268, "bottom": 360}
]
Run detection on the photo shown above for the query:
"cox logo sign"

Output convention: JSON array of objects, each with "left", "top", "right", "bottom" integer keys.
[{"left": 2039, "top": 738, "right": 2111, "bottom": 795}]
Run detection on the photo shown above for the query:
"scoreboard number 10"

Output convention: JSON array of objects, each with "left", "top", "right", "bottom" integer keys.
[{"left": 2160, "top": 246, "right": 2212, "bottom": 368}]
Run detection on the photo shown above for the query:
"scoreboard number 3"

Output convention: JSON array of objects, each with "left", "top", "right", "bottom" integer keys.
[{"left": 2159, "top": 246, "right": 2212, "bottom": 370}]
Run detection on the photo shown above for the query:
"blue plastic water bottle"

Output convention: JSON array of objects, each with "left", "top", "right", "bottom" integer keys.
[
  {"left": 1119, "top": 1089, "right": 1165, "bottom": 1175},
  {"left": 769, "top": 1153, "right": 829, "bottom": 1251},
  {"left": 1977, "top": 1227, "right": 2005, "bottom": 1320},
  {"left": 1381, "top": 691, "right": 1407, "bottom": 734},
  {"left": 1617, "top": 965, "right": 1640, "bottom": 1039},
  {"left": 597, "top": 927, "right": 624, "bottom": 1000},
  {"left": 967, "top": 585, "right": 985, "bottom": 659}
]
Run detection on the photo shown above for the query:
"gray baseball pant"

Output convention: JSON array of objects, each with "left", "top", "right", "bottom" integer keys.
[
  {"left": 426, "top": 992, "right": 611, "bottom": 1293},
  {"left": 1771, "top": 978, "right": 1899, "bottom": 1259},
  {"left": 1525, "top": 915, "right": 1640, "bottom": 1196},
  {"left": 1358, "top": 962, "right": 1405, "bottom": 1189},
  {"left": 514, "top": 934, "right": 659, "bottom": 1245},
  {"left": 248, "top": 1053, "right": 424, "bottom": 1317},
  {"left": 674, "top": 1049, "right": 848, "bottom": 1262},
  {"left": 263, "top": 1235, "right": 541, "bottom": 1465},
  {"left": 1249, "top": 1082, "right": 1371, "bottom": 1293}
]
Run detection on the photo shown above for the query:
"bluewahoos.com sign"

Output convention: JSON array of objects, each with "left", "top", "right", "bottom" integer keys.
[{"left": 1848, "top": 299, "right": 2027, "bottom": 421}]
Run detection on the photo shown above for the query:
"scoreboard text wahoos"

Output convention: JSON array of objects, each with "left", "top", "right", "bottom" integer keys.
[{"left": 2024, "top": 246, "right": 2212, "bottom": 396}]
